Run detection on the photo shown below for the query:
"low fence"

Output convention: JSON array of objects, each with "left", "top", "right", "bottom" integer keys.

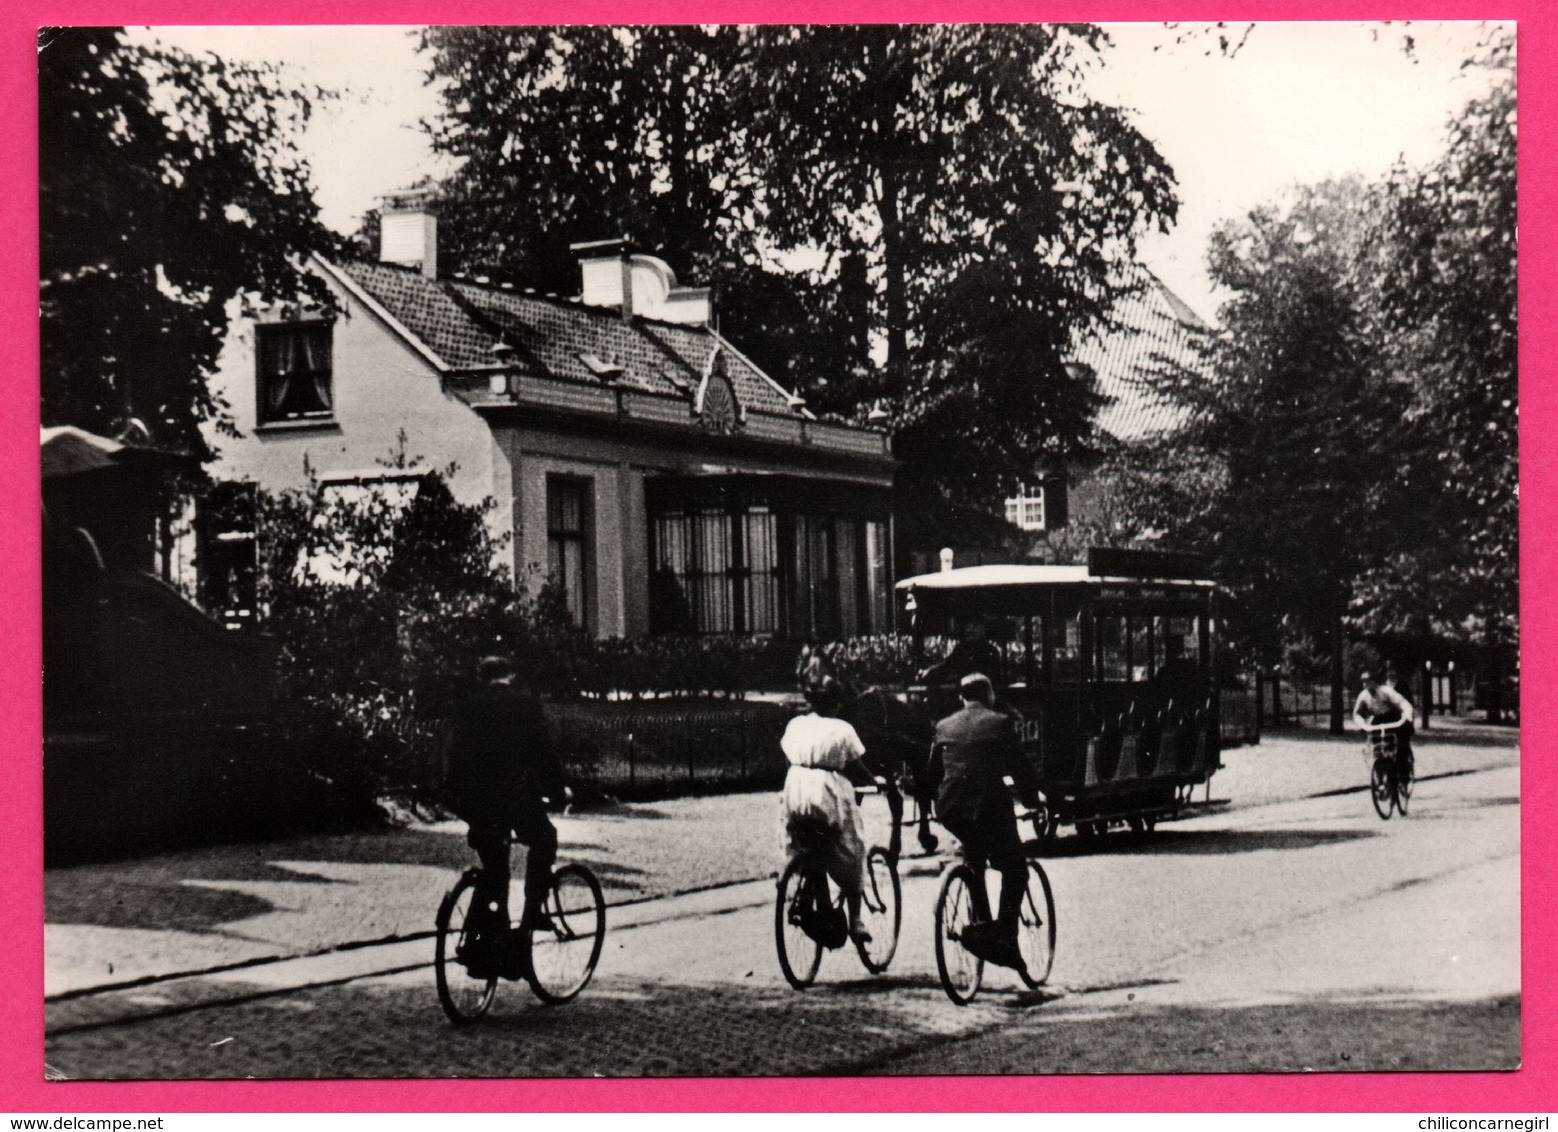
[
  {"left": 1220, "top": 688, "right": 1260, "bottom": 747},
  {"left": 1264, "top": 677, "right": 1337, "bottom": 725},
  {"left": 547, "top": 700, "right": 792, "bottom": 797}
]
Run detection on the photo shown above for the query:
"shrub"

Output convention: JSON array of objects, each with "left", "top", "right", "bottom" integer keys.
[
  {"left": 807, "top": 634, "right": 953, "bottom": 689},
  {"left": 251, "top": 462, "right": 579, "bottom": 808}
]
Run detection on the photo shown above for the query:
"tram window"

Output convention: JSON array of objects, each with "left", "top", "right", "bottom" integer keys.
[
  {"left": 1055, "top": 616, "right": 1082, "bottom": 683},
  {"left": 1166, "top": 616, "right": 1201, "bottom": 668},
  {"left": 1119, "top": 616, "right": 1162, "bottom": 682},
  {"left": 983, "top": 615, "right": 1033, "bottom": 685},
  {"left": 1098, "top": 615, "right": 1128, "bottom": 682}
]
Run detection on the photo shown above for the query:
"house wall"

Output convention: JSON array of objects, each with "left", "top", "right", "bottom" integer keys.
[
  {"left": 495, "top": 423, "right": 892, "bottom": 639},
  {"left": 201, "top": 264, "right": 891, "bottom": 642},
  {"left": 202, "top": 269, "right": 514, "bottom": 573}
]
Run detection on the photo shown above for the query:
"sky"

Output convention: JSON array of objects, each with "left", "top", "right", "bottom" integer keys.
[{"left": 132, "top": 20, "right": 1505, "bottom": 323}]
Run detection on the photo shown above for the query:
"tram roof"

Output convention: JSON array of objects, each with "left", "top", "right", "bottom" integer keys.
[{"left": 895, "top": 563, "right": 1216, "bottom": 593}]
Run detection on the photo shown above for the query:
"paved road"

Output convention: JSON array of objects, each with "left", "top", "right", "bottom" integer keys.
[{"left": 45, "top": 752, "right": 1519, "bottom": 1078}]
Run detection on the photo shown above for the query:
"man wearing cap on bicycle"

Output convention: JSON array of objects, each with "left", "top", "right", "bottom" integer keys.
[
  {"left": 445, "top": 655, "right": 567, "bottom": 970},
  {"left": 1353, "top": 670, "right": 1416, "bottom": 780},
  {"left": 929, "top": 672, "right": 1040, "bottom": 971}
]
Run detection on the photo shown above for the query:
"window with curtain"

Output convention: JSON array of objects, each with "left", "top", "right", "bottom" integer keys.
[
  {"left": 650, "top": 505, "right": 780, "bottom": 636},
  {"left": 864, "top": 520, "right": 890, "bottom": 634},
  {"left": 257, "top": 322, "right": 333, "bottom": 423},
  {"left": 547, "top": 478, "right": 592, "bottom": 628}
]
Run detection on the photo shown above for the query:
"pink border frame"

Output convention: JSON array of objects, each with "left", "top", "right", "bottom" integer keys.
[{"left": 7, "top": 1, "right": 1548, "bottom": 1112}]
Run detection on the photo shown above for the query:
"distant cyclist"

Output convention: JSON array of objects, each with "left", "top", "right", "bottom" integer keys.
[{"left": 1353, "top": 670, "right": 1415, "bottom": 781}]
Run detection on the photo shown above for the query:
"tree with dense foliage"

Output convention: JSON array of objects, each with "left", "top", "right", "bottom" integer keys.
[
  {"left": 1360, "top": 27, "right": 1517, "bottom": 715},
  {"left": 1126, "top": 28, "right": 1516, "bottom": 725},
  {"left": 417, "top": 24, "right": 1178, "bottom": 509},
  {"left": 39, "top": 27, "right": 337, "bottom": 458},
  {"left": 1149, "top": 178, "right": 1405, "bottom": 729}
]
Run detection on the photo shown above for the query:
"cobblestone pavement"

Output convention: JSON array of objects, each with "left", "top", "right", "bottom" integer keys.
[{"left": 43, "top": 745, "right": 1520, "bottom": 1079}]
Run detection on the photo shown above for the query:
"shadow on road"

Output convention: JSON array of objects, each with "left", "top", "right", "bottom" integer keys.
[
  {"left": 46, "top": 826, "right": 648, "bottom": 936},
  {"left": 1263, "top": 722, "right": 1518, "bottom": 751},
  {"left": 1036, "top": 826, "right": 1379, "bottom": 859},
  {"left": 47, "top": 879, "right": 280, "bottom": 932}
]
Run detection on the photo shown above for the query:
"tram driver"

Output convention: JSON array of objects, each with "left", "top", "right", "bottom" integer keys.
[{"left": 933, "top": 618, "right": 1006, "bottom": 687}]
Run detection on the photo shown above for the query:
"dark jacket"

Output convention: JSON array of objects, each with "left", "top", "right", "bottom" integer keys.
[
  {"left": 931, "top": 700, "right": 1036, "bottom": 826},
  {"left": 444, "top": 682, "right": 563, "bottom": 826}
]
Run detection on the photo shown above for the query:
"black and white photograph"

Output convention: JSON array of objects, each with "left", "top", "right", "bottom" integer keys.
[{"left": 38, "top": 20, "right": 1519, "bottom": 1082}]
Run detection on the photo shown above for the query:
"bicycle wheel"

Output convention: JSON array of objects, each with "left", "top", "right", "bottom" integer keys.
[
  {"left": 1016, "top": 861, "right": 1057, "bottom": 988},
  {"left": 933, "top": 864, "right": 985, "bottom": 1005},
  {"left": 856, "top": 847, "right": 901, "bottom": 974},
  {"left": 525, "top": 863, "right": 605, "bottom": 1005},
  {"left": 1370, "top": 759, "right": 1395, "bottom": 820},
  {"left": 775, "top": 860, "right": 824, "bottom": 989},
  {"left": 434, "top": 870, "right": 498, "bottom": 1024}
]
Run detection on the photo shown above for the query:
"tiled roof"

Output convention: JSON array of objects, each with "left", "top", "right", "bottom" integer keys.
[
  {"left": 1073, "top": 267, "right": 1213, "bottom": 445},
  {"left": 332, "top": 258, "right": 807, "bottom": 420}
]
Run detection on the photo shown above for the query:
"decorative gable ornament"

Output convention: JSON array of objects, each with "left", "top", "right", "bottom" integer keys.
[{"left": 695, "top": 348, "right": 744, "bottom": 435}]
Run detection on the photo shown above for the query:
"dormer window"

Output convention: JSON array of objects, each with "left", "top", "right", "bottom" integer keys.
[
  {"left": 258, "top": 321, "right": 333, "bottom": 424},
  {"left": 1005, "top": 486, "right": 1047, "bottom": 531},
  {"left": 578, "top": 352, "right": 624, "bottom": 380},
  {"left": 1005, "top": 476, "right": 1068, "bottom": 532}
]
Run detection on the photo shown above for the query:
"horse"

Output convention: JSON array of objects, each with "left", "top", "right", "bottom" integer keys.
[{"left": 796, "top": 645, "right": 940, "bottom": 858}]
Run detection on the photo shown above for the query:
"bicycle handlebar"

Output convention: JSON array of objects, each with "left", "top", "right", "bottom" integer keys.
[{"left": 1359, "top": 719, "right": 1408, "bottom": 732}]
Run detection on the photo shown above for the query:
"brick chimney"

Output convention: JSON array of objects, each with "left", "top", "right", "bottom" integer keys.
[
  {"left": 572, "top": 239, "right": 712, "bottom": 325},
  {"left": 379, "top": 185, "right": 439, "bottom": 279},
  {"left": 572, "top": 238, "right": 632, "bottom": 320}
]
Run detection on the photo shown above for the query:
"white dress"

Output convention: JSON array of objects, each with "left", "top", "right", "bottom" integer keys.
[{"left": 779, "top": 713, "right": 867, "bottom": 895}]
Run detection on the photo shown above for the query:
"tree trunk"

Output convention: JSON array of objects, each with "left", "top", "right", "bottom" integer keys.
[
  {"left": 869, "top": 25, "right": 910, "bottom": 399},
  {"left": 878, "top": 155, "right": 908, "bottom": 396},
  {"left": 1329, "top": 612, "right": 1346, "bottom": 735},
  {"left": 1484, "top": 618, "right": 1504, "bottom": 724}
]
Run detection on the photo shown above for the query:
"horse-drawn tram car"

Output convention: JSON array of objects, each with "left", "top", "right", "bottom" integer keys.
[{"left": 897, "top": 548, "right": 1222, "bottom": 844}]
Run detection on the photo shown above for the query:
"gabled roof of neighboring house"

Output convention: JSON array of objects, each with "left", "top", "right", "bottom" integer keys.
[
  {"left": 327, "top": 258, "right": 807, "bottom": 421},
  {"left": 1073, "top": 267, "right": 1213, "bottom": 445}
]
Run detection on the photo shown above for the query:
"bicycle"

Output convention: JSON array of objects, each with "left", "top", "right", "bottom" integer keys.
[
  {"left": 774, "top": 782, "right": 902, "bottom": 989},
  {"left": 932, "top": 805, "right": 1057, "bottom": 1006},
  {"left": 434, "top": 844, "right": 605, "bottom": 1024},
  {"left": 1362, "top": 719, "right": 1413, "bottom": 820}
]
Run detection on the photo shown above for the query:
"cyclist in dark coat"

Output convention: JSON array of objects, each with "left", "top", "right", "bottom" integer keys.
[
  {"left": 929, "top": 672, "right": 1039, "bottom": 970},
  {"left": 445, "top": 656, "right": 566, "bottom": 941}
]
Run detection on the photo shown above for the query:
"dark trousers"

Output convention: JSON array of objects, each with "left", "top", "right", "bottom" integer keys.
[
  {"left": 467, "top": 803, "right": 558, "bottom": 929},
  {"left": 942, "top": 812, "right": 1028, "bottom": 928}
]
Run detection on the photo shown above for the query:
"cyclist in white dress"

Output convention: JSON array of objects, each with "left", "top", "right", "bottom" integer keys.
[{"left": 780, "top": 675, "right": 873, "bottom": 943}]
